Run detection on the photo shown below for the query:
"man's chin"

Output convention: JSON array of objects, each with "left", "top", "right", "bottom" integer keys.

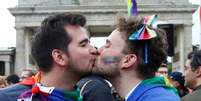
[
  {"left": 91, "top": 67, "right": 102, "bottom": 74},
  {"left": 91, "top": 68, "right": 107, "bottom": 78}
]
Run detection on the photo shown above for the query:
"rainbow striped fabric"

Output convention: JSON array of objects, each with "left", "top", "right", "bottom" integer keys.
[
  {"left": 129, "top": 15, "right": 158, "bottom": 41},
  {"left": 18, "top": 83, "right": 82, "bottom": 101},
  {"left": 18, "top": 72, "right": 82, "bottom": 101},
  {"left": 127, "top": 0, "right": 138, "bottom": 16}
]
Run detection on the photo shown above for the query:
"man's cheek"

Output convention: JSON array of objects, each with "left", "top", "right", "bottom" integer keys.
[{"left": 102, "top": 56, "right": 121, "bottom": 64}]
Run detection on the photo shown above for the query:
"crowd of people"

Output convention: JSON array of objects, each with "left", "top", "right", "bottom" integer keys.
[
  {"left": 0, "top": 68, "right": 35, "bottom": 88},
  {"left": 0, "top": 13, "right": 200, "bottom": 101}
]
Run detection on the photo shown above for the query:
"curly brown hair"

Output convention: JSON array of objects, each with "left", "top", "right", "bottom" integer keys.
[{"left": 117, "top": 16, "right": 168, "bottom": 79}]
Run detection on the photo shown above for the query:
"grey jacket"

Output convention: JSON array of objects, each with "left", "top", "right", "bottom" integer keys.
[{"left": 182, "top": 85, "right": 201, "bottom": 101}]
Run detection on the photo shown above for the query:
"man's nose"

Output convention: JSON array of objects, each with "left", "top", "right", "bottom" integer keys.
[
  {"left": 89, "top": 46, "right": 99, "bottom": 55},
  {"left": 98, "top": 46, "right": 104, "bottom": 54}
]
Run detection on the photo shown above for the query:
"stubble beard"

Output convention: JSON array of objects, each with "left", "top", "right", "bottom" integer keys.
[
  {"left": 67, "top": 59, "right": 92, "bottom": 79},
  {"left": 92, "top": 62, "right": 120, "bottom": 80}
]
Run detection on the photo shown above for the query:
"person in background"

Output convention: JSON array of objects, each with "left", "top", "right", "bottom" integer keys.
[
  {"left": 155, "top": 63, "right": 168, "bottom": 77},
  {"left": 0, "top": 76, "right": 7, "bottom": 88},
  {"left": 6, "top": 74, "right": 20, "bottom": 86},
  {"left": 20, "top": 68, "right": 35, "bottom": 81},
  {"left": 182, "top": 50, "right": 201, "bottom": 101},
  {"left": 169, "top": 71, "right": 189, "bottom": 97}
]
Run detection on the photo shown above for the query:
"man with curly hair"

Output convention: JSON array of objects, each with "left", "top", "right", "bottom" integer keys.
[{"left": 93, "top": 15, "right": 180, "bottom": 101}]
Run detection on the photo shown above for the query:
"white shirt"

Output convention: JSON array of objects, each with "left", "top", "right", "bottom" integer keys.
[{"left": 125, "top": 81, "right": 141, "bottom": 100}]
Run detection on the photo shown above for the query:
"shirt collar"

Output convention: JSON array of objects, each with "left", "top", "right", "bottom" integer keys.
[{"left": 125, "top": 81, "right": 141, "bottom": 100}]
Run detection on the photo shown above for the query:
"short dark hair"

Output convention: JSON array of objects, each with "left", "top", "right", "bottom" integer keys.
[
  {"left": 190, "top": 50, "right": 201, "bottom": 71},
  {"left": 187, "top": 51, "right": 194, "bottom": 60},
  {"left": 31, "top": 13, "right": 86, "bottom": 72},
  {"left": 6, "top": 74, "right": 20, "bottom": 84},
  {"left": 117, "top": 16, "right": 168, "bottom": 79}
]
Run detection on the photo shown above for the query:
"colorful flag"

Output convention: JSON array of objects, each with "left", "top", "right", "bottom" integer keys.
[{"left": 127, "top": 0, "right": 138, "bottom": 16}]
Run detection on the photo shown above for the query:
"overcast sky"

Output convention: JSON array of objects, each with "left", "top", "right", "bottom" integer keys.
[
  {"left": 0, "top": 0, "right": 107, "bottom": 48},
  {"left": 189, "top": 0, "right": 201, "bottom": 4},
  {"left": 0, "top": 0, "right": 199, "bottom": 48},
  {"left": 0, "top": 0, "right": 17, "bottom": 47}
]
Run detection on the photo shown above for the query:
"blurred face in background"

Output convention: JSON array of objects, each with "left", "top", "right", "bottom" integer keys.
[
  {"left": 170, "top": 79, "right": 180, "bottom": 88},
  {"left": 20, "top": 69, "right": 34, "bottom": 81},
  {"left": 155, "top": 67, "right": 168, "bottom": 77},
  {"left": 184, "top": 59, "right": 197, "bottom": 89},
  {"left": 0, "top": 76, "right": 7, "bottom": 88}
]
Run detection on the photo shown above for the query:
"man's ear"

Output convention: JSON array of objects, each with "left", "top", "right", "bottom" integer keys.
[
  {"left": 121, "top": 54, "right": 137, "bottom": 69},
  {"left": 52, "top": 49, "right": 68, "bottom": 67},
  {"left": 195, "top": 66, "right": 201, "bottom": 77}
]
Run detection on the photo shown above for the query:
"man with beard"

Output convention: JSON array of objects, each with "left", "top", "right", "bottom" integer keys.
[
  {"left": 93, "top": 15, "right": 180, "bottom": 101},
  {"left": 0, "top": 13, "right": 98, "bottom": 101}
]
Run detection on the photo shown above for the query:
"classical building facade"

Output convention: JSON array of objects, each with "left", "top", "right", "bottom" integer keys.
[
  {"left": 0, "top": 47, "right": 15, "bottom": 75},
  {"left": 9, "top": 0, "right": 197, "bottom": 74}
]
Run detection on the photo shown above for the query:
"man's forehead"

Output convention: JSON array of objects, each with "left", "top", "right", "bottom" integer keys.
[
  {"left": 65, "top": 25, "right": 88, "bottom": 36},
  {"left": 185, "top": 59, "right": 191, "bottom": 66},
  {"left": 108, "top": 29, "right": 122, "bottom": 41},
  {"left": 65, "top": 25, "right": 87, "bottom": 32},
  {"left": 65, "top": 25, "right": 79, "bottom": 29}
]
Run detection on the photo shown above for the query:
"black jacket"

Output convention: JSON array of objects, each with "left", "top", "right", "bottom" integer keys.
[{"left": 77, "top": 75, "right": 117, "bottom": 101}]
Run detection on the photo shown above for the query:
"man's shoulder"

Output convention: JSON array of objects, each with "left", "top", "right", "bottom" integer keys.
[
  {"left": 0, "top": 84, "right": 31, "bottom": 101},
  {"left": 129, "top": 84, "right": 180, "bottom": 101},
  {"left": 182, "top": 88, "right": 201, "bottom": 101},
  {"left": 1, "top": 84, "right": 30, "bottom": 92},
  {"left": 144, "top": 86, "right": 180, "bottom": 100}
]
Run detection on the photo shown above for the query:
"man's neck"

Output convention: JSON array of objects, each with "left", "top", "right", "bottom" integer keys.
[
  {"left": 194, "top": 78, "right": 201, "bottom": 90},
  {"left": 109, "top": 74, "right": 142, "bottom": 98},
  {"left": 40, "top": 69, "right": 79, "bottom": 91}
]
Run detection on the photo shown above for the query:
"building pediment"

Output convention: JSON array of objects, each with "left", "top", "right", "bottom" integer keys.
[{"left": 9, "top": 4, "right": 197, "bottom": 28}]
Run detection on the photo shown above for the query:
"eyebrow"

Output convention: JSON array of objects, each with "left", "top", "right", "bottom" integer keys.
[{"left": 79, "top": 38, "right": 89, "bottom": 45}]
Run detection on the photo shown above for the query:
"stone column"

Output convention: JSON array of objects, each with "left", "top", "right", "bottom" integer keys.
[
  {"left": 179, "top": 26, "right": 185, "bottom": 73},
  {"left": 5, "top": 61, "right": 10, "bottom": 75},
  {"left": 25, "top": 29, "right": 32, "bottom": 68},
  {"left": 183, "top": 24, "right": 193, "bottom": 59},
  {"left": 15, "top": 27, "right": 26, "bottom": 74},
  {"left": 180, "top": 24, "right": 193, "bottom": 72}
]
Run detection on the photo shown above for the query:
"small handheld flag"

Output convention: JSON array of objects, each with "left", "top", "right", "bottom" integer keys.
[{"left": 127, "top": 0, "right": 138, "bottom": 16}]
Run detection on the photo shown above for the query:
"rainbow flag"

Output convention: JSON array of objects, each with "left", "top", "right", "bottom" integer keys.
[{"left": 127, "top": 0, "right": 138, "bottom": 16}]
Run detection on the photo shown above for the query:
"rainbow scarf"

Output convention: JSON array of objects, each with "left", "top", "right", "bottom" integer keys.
[
  {"left": 18, "top": 72, "right": 82, "bottom": 101},
  {"left": 127, "top": 76, "right": 179, "bottom": 101},
  {"left": 142, "top": 76, "right": 178, "bottom": 94}
]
